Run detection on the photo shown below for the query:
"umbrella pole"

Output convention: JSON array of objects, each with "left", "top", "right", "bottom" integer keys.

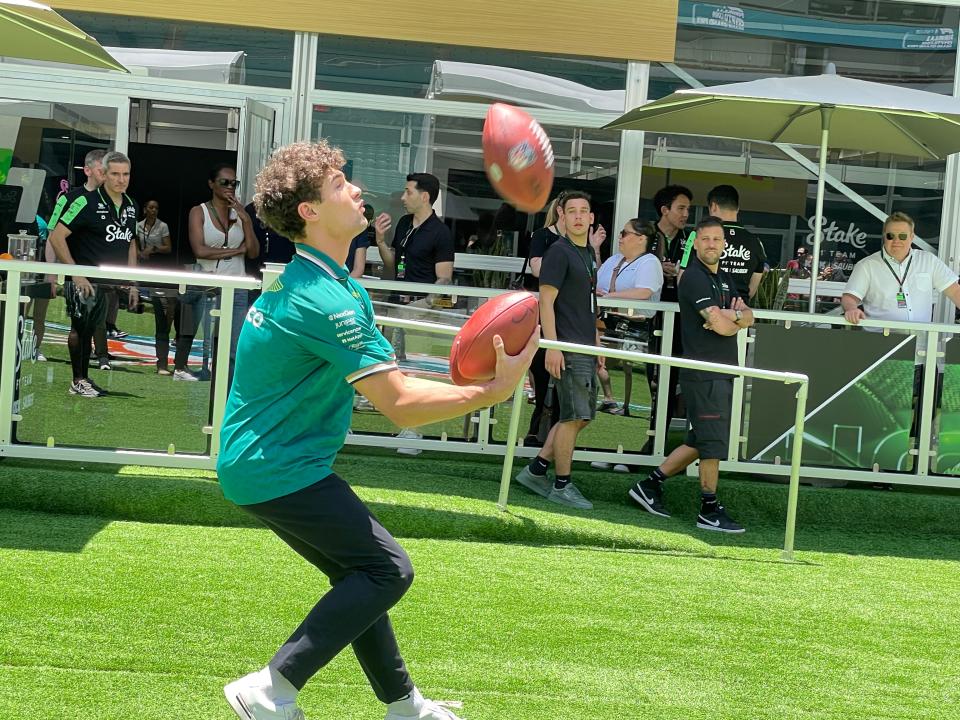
[{"left": 808, "top": 106, "right": 833, "bottom": 313}]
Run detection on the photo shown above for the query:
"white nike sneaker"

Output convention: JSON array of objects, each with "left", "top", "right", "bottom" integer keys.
[
  {"left": 384, "top": 689, "right": 464, "bottom": 720},
  {"left": 224, "top": 673, "right": 304, "bottom": 720}
]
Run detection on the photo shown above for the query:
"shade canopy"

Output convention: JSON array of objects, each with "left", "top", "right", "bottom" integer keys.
[
  {"left": 0, "top": 0, "right": 126, "bottom": 72},
  {"left": 605, "top": 73, "right": 960, "bottom": 160}
]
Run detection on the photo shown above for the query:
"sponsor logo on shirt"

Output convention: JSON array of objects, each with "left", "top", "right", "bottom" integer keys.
[
  {"left": 246, "top": 307, "right": 265, "bottom": 328},
  {"left": 105, "top": 224, "right": 133, "bottom": 243},
  {"left": 721, "top": 245, "right": 751, "bottom": 262}
]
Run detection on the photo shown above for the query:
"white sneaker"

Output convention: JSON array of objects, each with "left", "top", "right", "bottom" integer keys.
[
  {"left": 69, "top": 379, "right": 100, "bottom": 398},
  {"left": 173, "top": 369, "right": 199, "bottom": 382},
  {"left": 224, "top": 674, "right": 304, "bottom": 720},
  {"left": 396, "top": 429, "right": 423, "bottom": 455},
  {"left": 35, "top": 352, "right": 47, "bottom": 362},
  {"left": 354, "top": 395, "right": 376, "bottom": 412},
  {"left": 385, "top": 689, "right": 464, "bottom": 720}
]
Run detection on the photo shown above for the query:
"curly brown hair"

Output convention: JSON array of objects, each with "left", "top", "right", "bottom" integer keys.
[{"left": 253, "top": 141, "right": 345, "bottom": 240}]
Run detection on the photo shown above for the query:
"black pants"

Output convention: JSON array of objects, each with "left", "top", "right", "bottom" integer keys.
[
  {"left": 65, "top": 282, "right": 108, "bottom": 381},
  {"left": 241, "top": 473, "right": 415, "bottom": 701},
  {"left": 150, "top": 294, "right": 197, "bottom": 372},
  {"left": 646, "top": 313, "right": 682, "bottom": 442}
]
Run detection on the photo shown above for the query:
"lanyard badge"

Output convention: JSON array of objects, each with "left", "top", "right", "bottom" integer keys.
[{"left": 882, "top": 254, "right": 912, "bottom": 310}]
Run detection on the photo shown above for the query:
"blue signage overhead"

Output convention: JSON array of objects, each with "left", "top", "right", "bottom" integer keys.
[{"left": 678, "top": 2, "right": 956, "bottom": 51}]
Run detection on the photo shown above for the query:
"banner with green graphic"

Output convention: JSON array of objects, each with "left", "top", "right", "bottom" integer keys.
[
  {"left": 0, "top": 148, "right": 12, "bottom": 184},
  {"left": 746, "top": 326, "right": 916, "bottom": 472},
  {"left": 933, "top": 339, "right": 960, "bottom": 475}
]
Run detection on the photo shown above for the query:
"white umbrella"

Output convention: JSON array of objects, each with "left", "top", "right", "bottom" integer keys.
[{"left": 605, "top": 72, "right": 960, "bottom": 311}]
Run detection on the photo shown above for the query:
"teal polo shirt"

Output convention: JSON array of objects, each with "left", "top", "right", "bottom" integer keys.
[{"left": 217, "top": 244, "right": 396, "bottom": 505}]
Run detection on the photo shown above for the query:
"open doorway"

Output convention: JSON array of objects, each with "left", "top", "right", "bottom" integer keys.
[{"left": 125, "top": 99, "right": 239, "bottom": 269}]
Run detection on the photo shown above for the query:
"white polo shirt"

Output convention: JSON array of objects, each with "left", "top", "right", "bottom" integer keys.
[{"left": 843, "top": 247, "right": 958, "bottom": 323}]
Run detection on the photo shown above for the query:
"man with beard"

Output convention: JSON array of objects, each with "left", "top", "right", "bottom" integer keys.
[{"left": 628, "top": 216, "right": 754, "bottom": 533}]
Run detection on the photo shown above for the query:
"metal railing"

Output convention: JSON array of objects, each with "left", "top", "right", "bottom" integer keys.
[{"left": 2, "top": 259, "right": 957, "bottom": 558}]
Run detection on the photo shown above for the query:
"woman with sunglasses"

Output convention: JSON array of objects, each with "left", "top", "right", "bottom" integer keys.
[
  {"left": 188, "top": 164, "right": 260, "bottom": 384},
  {"left": 594, "top": 219, "right": 663, "bottom": 422}
]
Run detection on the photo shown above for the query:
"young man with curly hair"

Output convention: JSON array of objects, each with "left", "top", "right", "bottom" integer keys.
[{"left": 217, "top": 141, "right": 537, "bottom": 720}]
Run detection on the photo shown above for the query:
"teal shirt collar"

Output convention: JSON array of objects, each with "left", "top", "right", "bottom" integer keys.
[{"left": 296, "top": 244, "right": 350, "bottom": 279}]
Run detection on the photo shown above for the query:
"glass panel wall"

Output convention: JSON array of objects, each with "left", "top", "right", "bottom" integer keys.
[
  {"left": 58, "top": 11, "right": 295, "bottom": 88},
  {"left": 315, "top": 35, "right": 626, "bottom": 105},
  {"left": 0, "top": 98, "right": 115, "bottom": 242},
  {"left": 0, "top": 100, "right": 222, "bottom": 453},
  {"left": 311, "top": 106, "right": 621, "bottom": 282}
]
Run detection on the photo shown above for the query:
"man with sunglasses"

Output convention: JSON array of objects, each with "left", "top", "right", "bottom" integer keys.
[
  {"left": 842, "top": 212, "right": 960, "bottom": 326},
  {"left": 842, "top": 212, "right": 960, "bottom": 458}
]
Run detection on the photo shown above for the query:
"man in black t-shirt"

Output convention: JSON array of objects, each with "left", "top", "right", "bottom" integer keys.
[
  {"left": 629, "top": 217, "right": 755, "bottom": 533},
  {"left": 679, "top": 185, "right": 766, "bottom": 299},
  {"left": 514, "top": 191, "right": 598, "bottom": 511},
  {"left": 641, "top": 184, "right": 694, "bottom": 455},
  {"left": 47, "top": 151, "right": 139, "bottom": 398},
  {"left": 651, "top": 184, "right": 693, "bottom": 303}
]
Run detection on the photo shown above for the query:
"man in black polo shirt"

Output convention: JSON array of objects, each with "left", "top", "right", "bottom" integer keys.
[
  {"left": 629, "top": 216, "right": 754, "bottom": 533},
  {"left": 372, "top": 173, "right": 455, "bottom": 450},
  {"left": 514, "top": 191, "right": 598, "bottom": 511},
  {"left": 47, "top": 151, "right": 139, "bottom": 398},
  {"left": 680, "top": 184, "right": 766, "bottom": 299},
  {"left": 373, "top": 172, "right": 454, "bottom": 291},
  {"left": 373, "top": 174, "right": 454, "bottom": 349}
]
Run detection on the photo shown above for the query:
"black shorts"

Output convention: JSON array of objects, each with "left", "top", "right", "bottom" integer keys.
[{"left": 681, "top": 378, "right": 733, "bottom": 459}]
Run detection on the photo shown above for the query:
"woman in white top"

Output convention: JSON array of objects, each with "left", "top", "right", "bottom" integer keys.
[
  {"left": 595, "top": 219, "right": 663, "bottom": 419},
  {"left": 137, "top": 200, "right": 196, "bottom": 377},
  {"left": 188, "top": 164, "right": 259, "bottom": 384},
  {"left": 136, "top": 200, "right": 171, "bottom": 263}
]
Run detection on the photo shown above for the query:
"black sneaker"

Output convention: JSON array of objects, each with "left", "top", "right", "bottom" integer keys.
[
  {"left": 696, "top": 505, "right": 745, "bottom": 534},
  {"left": 628, "top": 479, "right": 670, "bottom": 518}
]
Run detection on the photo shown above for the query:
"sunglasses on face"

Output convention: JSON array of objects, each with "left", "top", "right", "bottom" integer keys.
[
  {"left": 216, "top": 178, "right": 240, "bottom": 188},
  {"left": 619, "top": 229, "right": 643, "bottom": 238},
  {"left": 885, "top": 232, "right": 909, "bottom": 241}
]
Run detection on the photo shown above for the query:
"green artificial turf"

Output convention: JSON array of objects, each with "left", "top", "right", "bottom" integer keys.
[{"left": 1, "top": 453, "right": 960, "bottom": 718}]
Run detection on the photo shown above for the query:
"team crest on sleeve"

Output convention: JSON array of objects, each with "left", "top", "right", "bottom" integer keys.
[{"left": 246, "top": 307, "right": 265, "bottom": 328}]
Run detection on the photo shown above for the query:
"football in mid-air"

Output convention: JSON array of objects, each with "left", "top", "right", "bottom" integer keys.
[
  {"left": 482, "top": 103, "right": 555, "bottom": 213},
  {"left": 449, "top": 291, "right": 539, "bottom": 385}
]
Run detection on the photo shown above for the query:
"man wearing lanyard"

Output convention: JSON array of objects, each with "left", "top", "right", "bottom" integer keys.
[
  {"left": 842, "top": 211, "right": 960, "bottom": 444},
  {"left": 514, "top": 191, "right": 600, "bottom": 510},
  {"left": 47, "top": 151, "right": 139, "bottom": 398},
  {"left": 372, "top": 173, "right": 455, "bottom": 452},
  {"left": 629, "top": 217, "right": 754, "bottom": 533}
]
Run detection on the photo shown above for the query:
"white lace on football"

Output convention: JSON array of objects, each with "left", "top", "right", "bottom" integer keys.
[{"left": 529, "top": 119, "right": 555, "bottom": 169}]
